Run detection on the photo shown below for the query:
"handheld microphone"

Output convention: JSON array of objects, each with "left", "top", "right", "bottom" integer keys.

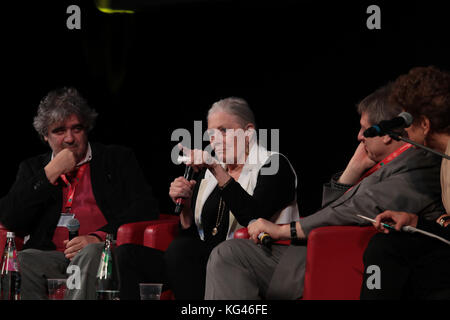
[
  {"left": 363, "top": 112, "right": 413, "bottom": 138},
  {"left": 67, "top": 218, "right": 80, "bottom": 240},
  {"left": 248, "top": 219, "right": 273, "bottom": 248},
  {"left": 258, "top": 232, "right": 273, "bottom": 248},
  {"left": 174, "top": 165, "right": 194, "bottom": 215}
]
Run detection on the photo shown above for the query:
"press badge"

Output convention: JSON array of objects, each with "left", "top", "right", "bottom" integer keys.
[{"left": 57, "top": 213, "right": 75, "bottom": 227}]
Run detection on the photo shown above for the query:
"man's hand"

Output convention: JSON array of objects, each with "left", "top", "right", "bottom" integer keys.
[
  {"left": 338, "top": 142, "right": 376, "bottom": 185},
  {"left": 373, "top": 210, "right": 419, "bottom": 233},
  {"left": 63, "top": 235, "right": 101, "bottom": 260},
  {"left": 436, "top": 214, "right": 450, "bottom": 228},
  {"left": 247, "top": 218, "right": 290, "bottom": 244},
  {"left": 44, "top": 148, "right": 78, "bottom": 184}
]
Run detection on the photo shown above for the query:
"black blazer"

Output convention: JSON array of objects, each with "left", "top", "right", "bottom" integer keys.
[{"left": 0, "top": 143, "right": 159, "bottom": 250}]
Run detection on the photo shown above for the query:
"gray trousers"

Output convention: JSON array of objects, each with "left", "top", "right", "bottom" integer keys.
[
  {"left": 17, "top": 243, "right": 103, "bottom": 300},
  {"left": 205, "top": 239, "right": 307, "bottom": 300}
]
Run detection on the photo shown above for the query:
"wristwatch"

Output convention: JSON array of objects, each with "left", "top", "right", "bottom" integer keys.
[{"left": 290, "top": 221, "right": 298, "bottom": 241}]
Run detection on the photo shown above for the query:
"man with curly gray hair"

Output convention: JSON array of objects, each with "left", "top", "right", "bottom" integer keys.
[
  {"left": 0, "top": 87, "right": 159, "bottom": 300},
  {"left": 33, "top": 87, "right": 97, "bottom": 171}
]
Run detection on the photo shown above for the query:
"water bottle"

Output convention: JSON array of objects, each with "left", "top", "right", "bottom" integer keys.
[
  {"left": 0, "top": 232, "right": 21, "bottom": 300},
  {"left": 95, "top": 234, "right": 119, "bottom": 300}
]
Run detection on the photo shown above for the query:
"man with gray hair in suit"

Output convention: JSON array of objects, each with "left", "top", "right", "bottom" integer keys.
[{"left": 205, "top": 83, "right": 445, "bottom": 300}]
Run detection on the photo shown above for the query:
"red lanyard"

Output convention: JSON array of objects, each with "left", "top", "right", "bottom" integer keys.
[
  {"left": 60, "top": 163, "right": 88, "bottom": 213},
  {"left": 347, "top": 143, "right": 412, "bottom": 192}
]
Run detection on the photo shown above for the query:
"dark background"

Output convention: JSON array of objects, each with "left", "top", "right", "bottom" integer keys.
[{"left": 1, "top": 0, "right": 449, "bottom": 217}]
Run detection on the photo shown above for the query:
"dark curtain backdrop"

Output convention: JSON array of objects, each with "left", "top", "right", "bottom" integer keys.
[{"left": 1, "top": 0, "right": 449, "bottom": 216}]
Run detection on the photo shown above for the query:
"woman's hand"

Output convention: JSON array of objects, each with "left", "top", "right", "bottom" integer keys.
[
  {"left": 169, "top": 176, "right": 197, "bottom": 228},
  {"left": 179, "top": 144, "right": 218, "bottom": 173},
  {"left": 179, "top": 145, "right": 231, "bottom": 187},
  {"left": 169, "top": 176, "right": 196, "bottom": 204}
]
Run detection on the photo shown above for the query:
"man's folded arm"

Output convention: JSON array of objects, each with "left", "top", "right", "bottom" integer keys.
[
  {"left": 0, "top": 160, "right": 59, "bottom": 234},
  {"left": 301, "top": 174, "right": 444, "bottom": 237}
]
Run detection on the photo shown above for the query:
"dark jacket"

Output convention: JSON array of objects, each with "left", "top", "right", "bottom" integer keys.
[
  {"left": 417, "top": 217, "right": 450, "bottom": 240},
  {"left": 0, "top": 143, "right": 159, "bottom": 250}
]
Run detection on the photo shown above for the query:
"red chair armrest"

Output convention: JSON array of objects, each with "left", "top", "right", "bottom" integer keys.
[
  {"left": 116, "top": 214, "right": 179, "bottom": 246},
  {"left": 302, "top": 225, "right": 377, "bottom": 300},
  {"left": 143, "top": 219, "right": 180, "bottom": 251},
  {"left": 234, "top": 227, "right": 250, "bottom": 239},
  {"left": 117, "top": 221, "right": 160, "bottom": 246}
]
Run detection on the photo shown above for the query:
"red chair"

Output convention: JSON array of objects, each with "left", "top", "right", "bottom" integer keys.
[
  {"left": 121, "top": 219, "right": 378, "bottom": 300},
  {"left": 141, "top": 223, "right": 249, "bottom": 252},
  {"left": 116, "top": 214, "right": 179, "bottom": 248},
  {"left": 0, "top": 214, "right": 178, "bottom": 256},
  {"left": 139, "top": 220, "right": 249, "bottom": 300},
  {"left": 234, "top": 227, "right": 249, "bottom": 239},
  {"left": 302, "top": 226, "right": 377, "bottom": 300},
  {"left": 143, "top": 216, "right": 180, "bottom": 300},
  {"left": 232, "top": 225, "right": 377, "bottom": 300},
  {"left": 0, "top": 215, "right": 177, "bottom": 299},
  {"left": 142, "top": 219, "right": 179, "bottom": 251},
  {"left": 117, "top": 214, "right": 180, "bottom": 300},
  {"left": 141, "top": 218, "right": 250, "bottom": 251}
]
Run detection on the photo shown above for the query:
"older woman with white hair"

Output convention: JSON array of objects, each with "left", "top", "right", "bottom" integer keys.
[{"left": 115, "top": 97, "right": 300, "bottom": 300}]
